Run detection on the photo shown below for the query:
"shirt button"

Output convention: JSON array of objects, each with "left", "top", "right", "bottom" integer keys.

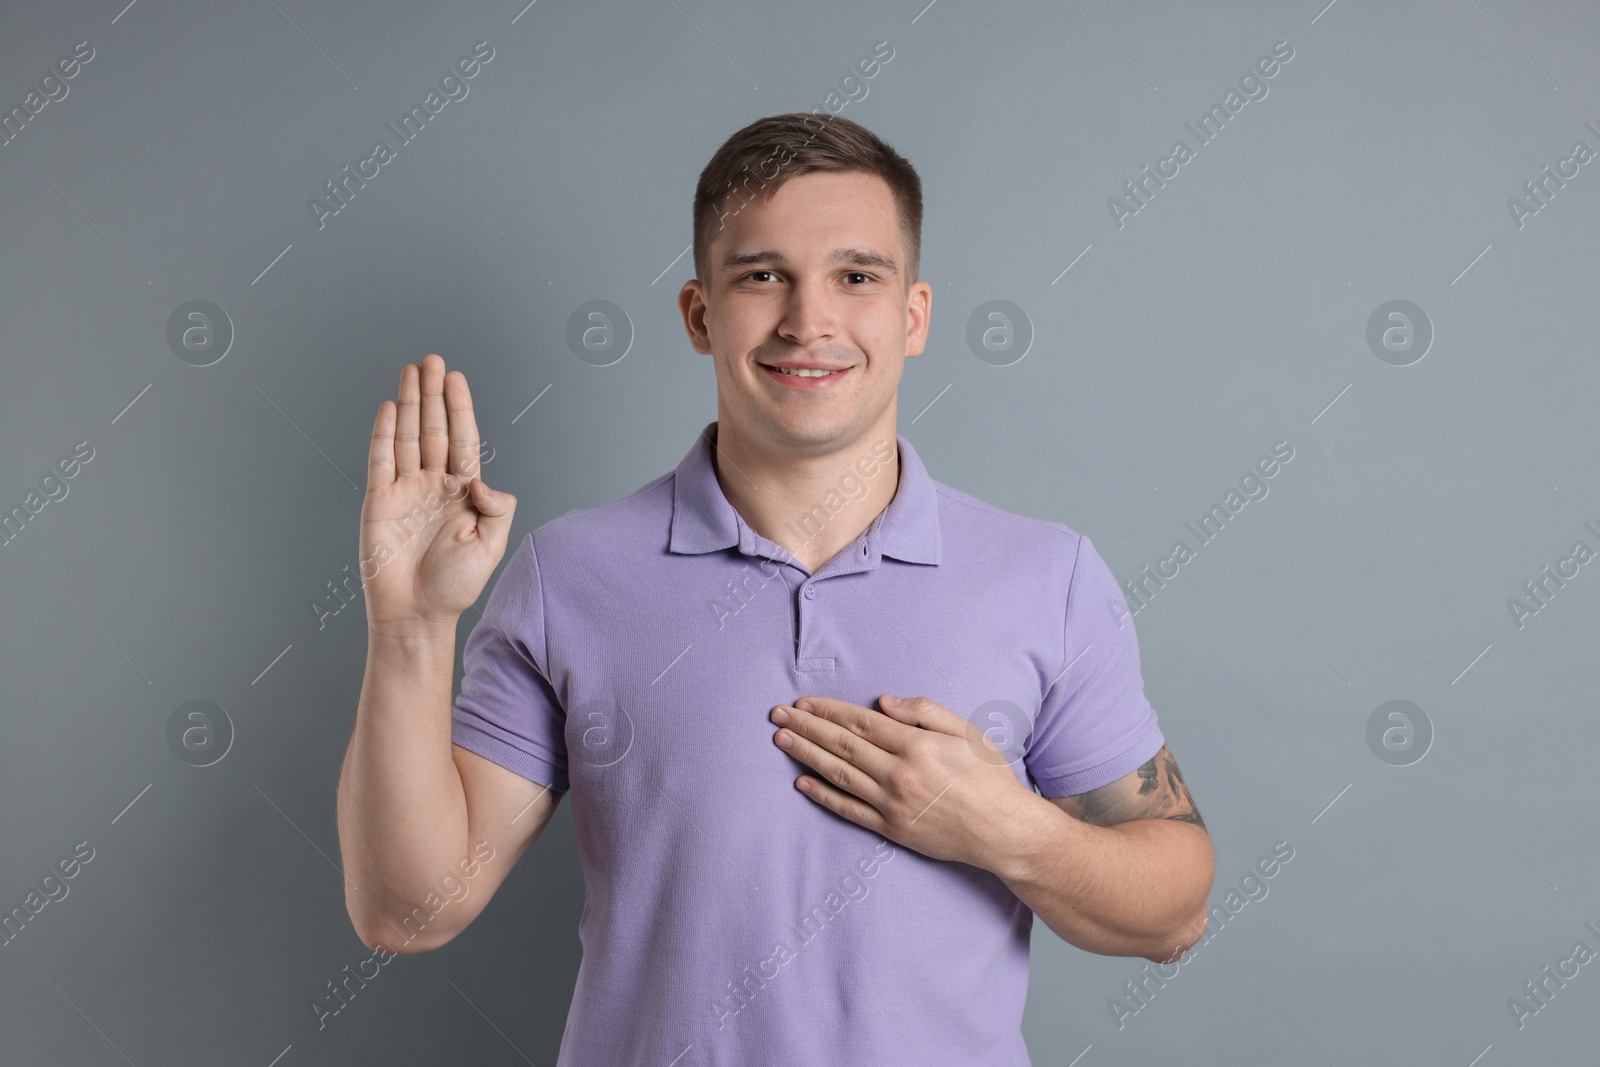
[{"left": 804, "top": 586, "right": 816, "bottom": 600}]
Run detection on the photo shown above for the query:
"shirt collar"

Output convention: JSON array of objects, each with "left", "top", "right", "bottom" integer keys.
[{"left": 668, "top": 420, "right": 940, "bottom": 566}]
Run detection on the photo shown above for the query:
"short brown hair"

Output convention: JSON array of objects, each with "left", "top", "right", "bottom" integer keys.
[{"left": 692, "top": 112, "right": 923, "bottom": 290}]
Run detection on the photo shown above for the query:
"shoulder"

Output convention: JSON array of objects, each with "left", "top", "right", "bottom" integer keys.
[
  {"left": 931, "top": 477, "right": 1088, "bottom": 568},
  {"left": 526, "top": 470, "right": 675, "bottom": 559},
  {"left": 480, "top": 472, "right": 675, "bottom": 638}
]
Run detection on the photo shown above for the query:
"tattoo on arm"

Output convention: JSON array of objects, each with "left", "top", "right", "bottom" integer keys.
[{"left": 1052, "top": 744, "right": 1206, "bottom": 829}]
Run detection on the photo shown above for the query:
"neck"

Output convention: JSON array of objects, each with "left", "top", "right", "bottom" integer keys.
[{"left": 709, "top": 418, "right": 901, "bottom": 574}]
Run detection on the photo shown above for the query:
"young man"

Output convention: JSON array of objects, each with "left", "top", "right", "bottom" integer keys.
[{"left": 337, "top": 113, "right": 1213, "bottom": 1065}]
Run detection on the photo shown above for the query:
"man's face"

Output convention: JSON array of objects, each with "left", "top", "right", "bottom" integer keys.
[{"left": 679, "top": 170, "right": 931, "bottom": 457}]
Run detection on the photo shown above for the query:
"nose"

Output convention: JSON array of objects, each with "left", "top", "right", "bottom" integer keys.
[{"left": 777, "top": 277, "right": 838, "bottom": 348}]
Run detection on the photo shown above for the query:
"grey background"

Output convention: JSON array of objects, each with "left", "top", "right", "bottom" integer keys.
[{"left": 1, "top": 0, "right": 1595, "bottom": 1063}]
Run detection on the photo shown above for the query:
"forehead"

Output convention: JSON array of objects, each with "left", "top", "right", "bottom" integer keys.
[{"left": 713, "top": 170, "right": 901, "bottom": 267}]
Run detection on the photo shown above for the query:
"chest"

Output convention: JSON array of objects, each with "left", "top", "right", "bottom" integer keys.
[{"left": 547, "top": 554, "right": 1057, "bottom": 804}]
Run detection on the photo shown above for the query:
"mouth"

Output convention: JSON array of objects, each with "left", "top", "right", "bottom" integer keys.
[{"left": 757, "top": 362, "right": 853, "bottom": 389}]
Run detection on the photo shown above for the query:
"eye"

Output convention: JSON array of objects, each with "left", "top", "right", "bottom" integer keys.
[
  {"left": 742, "top": 270, "right": 776, "bottom": 283},
  {"left": 844, "top": 271, "right": 871, "bottom": 284}
]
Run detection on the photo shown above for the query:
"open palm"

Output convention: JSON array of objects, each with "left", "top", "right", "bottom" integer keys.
[{"left": 360, "top": 354, "right": 516, "bottom": 632}]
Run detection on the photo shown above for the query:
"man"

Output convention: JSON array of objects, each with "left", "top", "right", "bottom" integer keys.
[{"left": 337, "top": 112, "right": 1213, "bottom": 1065}]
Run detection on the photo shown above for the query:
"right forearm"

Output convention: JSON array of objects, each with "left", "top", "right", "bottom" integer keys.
[
  {"left": 345, "top": 355, "right": 522, "bottom": 950},
  {"left": 338, "top": 623, "right": 467, "bottom": 945}
]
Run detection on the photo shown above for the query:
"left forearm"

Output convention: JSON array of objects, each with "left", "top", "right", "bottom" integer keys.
[{"left": 980, "top": 792, "right": 1214, "bottom": 961}]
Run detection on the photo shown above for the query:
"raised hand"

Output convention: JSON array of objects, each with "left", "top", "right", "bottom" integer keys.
[{"left": 360, "top": 353, "right": 516, "bottom": 634}]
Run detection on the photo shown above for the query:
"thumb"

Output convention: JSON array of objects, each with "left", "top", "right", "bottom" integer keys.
[
  {"left": 879, "top": 694, "right": 922, "bottom": 722},
  {"left": 880, "top": 694, "right": 960, "bottom": 734},
  {"left": 468, "top": 477, "right": 516, "bottom": 552}
]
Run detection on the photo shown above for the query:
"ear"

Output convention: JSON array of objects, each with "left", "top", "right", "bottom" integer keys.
[
  {"left": 903, "top": 279, "right": 931, "bottom": 357},
  {"left": 678, "top": 280, "right": 713, "bottom": 354}
]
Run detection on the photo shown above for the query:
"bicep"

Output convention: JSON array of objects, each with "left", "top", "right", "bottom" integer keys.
[
  {"left": 1044, "top": 743, "right": 1205, "bottom": 829},
  {"left": 452, "top": 743, "right": 564, "bottom": 905}
]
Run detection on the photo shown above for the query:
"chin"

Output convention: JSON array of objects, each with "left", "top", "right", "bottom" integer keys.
[{"left": 774, "top": 415, "right": 854, "bottom": 446}]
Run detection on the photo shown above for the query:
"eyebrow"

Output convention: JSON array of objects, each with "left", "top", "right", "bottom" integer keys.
[{"left": 720, "top": 247, "right": 900, "bottom": 276}]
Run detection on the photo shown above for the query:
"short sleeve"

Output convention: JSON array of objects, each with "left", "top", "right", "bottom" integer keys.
[
  {"left": 1024, "top": 533, "right": 1164, "bottom": 796},
  {"left": 451, "top": 530, "right": 570, "bottom": 792}
]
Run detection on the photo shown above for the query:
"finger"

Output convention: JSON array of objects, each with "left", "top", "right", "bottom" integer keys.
[
  {"left": 467, "top": 478, "right": 516, "bottom": 557},
  {"left": 776, "top": 704, "right": 895, "bottom": 790},
  {"left": 367, "top": 398, "right": 396, "bottom": 494},
  {"left": 419, "top": 353, "right": 448, "bottom": 473},
  {"left": 793, "top": 695, "right": 910, "bottom": 755},
  {"left": 876, "top": 694, "right": 965, "bottom": 736},
  {"left": 792, "top": 771, "right": 886, "bottom": 833},
  {"left": 395, "top": 363, "right": 421, "bottom": 476},
  {"left": 444, "top": 369, "right": 483, "bottom": 484}
]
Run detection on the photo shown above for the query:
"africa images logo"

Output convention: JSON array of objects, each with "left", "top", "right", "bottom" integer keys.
[
  {"left": 307, "top": 41, "right": 495, "bottom": 231},
  {"left": 1106, "top": 39, "right": 1295, "bottom": 230}
]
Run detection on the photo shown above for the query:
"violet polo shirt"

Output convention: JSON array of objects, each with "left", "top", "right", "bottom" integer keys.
[{"left": 451, "top": 420, "right": 1165, "bottom": 1066}]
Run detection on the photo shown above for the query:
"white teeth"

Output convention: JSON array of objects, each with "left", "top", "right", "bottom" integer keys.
[{"left": 769, "top": 366, "right": 837, "bottom": 378}]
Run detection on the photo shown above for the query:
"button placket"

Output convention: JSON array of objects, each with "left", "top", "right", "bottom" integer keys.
[{"left": 794, "top": 577, "right": 834, "bottom": 672}]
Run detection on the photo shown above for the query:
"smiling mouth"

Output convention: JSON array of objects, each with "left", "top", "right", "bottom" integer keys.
[{"left": 757, "top": 362, "right": 853, "bottom": 385}]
